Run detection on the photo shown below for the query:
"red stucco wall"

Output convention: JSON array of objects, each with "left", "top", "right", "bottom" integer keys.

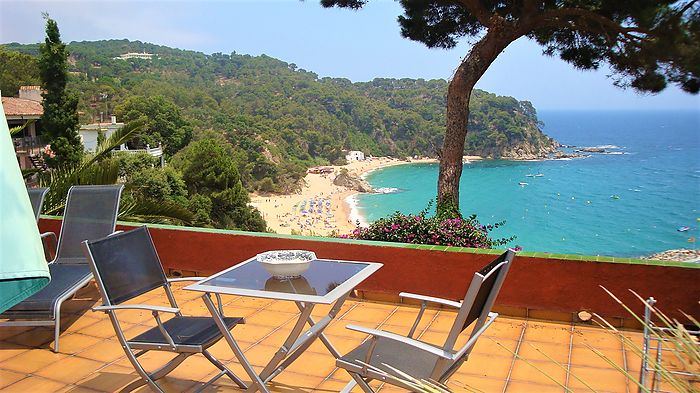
[{"left": 41, "top": 218, "right": 699, "bottom": 321}]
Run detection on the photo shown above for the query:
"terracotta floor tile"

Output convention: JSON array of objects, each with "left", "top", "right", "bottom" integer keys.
[
  {"left": 0, "top": 375, "right": 68, "bottom": 392},
  {"left": 0, "top": 348, "right": 68, "bottom": 374},
  {"left": 447, "top": 373, "right": 506, "bottom": 392},
  {"left": 424, "top": 310, "right": 458, "bottom": 333},
  {"left": 517, "top": 340, "right": 570, "bottom": 363},
  {"left": 309, "top": 335, "right": 364, "bottom": 356},
  {"left": 383, "top": 308, "right": 436, "bottom": 330},
  {"left": 266, "top": 371, "right": 319, "bottom": 391},
  {"left": 61, "top": 314, "right": 100, "bottom": 335},
  {"left": 76, "top": 339, "right": 126, "bottom": 363},
  {"left": 506, "top": 380, "right": 566, "bottom": 392},
  {"left": 568, "top": 365, "right": 629, "bottom": 393},
  {"left": 34, "top": 356, "right": 105, "bottom": 384},
  {"left": 74, "top": 363, "right": 137, "bottom": 392},
  {"left": 509, "top": 358, "right": 567, "bottom": 386},
  {"left": 245, "top": 310, "right": 298, "bottom": 328},
  {"left": 0, "top": 369, "right": 26, "bottom": 389},
  {"left": 0, "top": 299, "right": 648, "bottom": 393},
  {"left": 482, "top": 319, "right": 527, "bottom": 339},
  {"left": 167, "top": 355, "right": 221, "bottom": 382},
  {"left": 53, "top": 333, "right": 102, "bottom": 355},
  {"left": 314, "top": 377, "right": 353, "bottom": 392},
  {"left": 80, "top": 316, "right": 123, "bottom": 339},
  {"left": 571, "top": 345, "right": 625, "bottom": 369},
  {"left": 240, "top": 343, "right": 278, "bottom": 368},
  {"left": 573, "top": 326, "right": 623, "bottom": 350},
  {"left": 0, "top": 342, "right": 30, "bottom": 363},
  {"left": 283, "top": 350, "right": 337, "bottom": 378},
  {"left": 113, "top": 350, "right": 178, "bottom": 370},
  {"left": 525, "top": 321, "right": 571, "bottom": 344},
  {"left": 338, "top": 304, "right": 394, "bottom": 325},
  {"left": 132, "top": 376, "right": 197, "bottom": 393},
  {"left": 0, "top": 327, "right": 32, "bottom": 341},
  {"left": 456, "top": 353, "right": 513, "bottom": 379},
  {"left": 229, "top": 322, "right": 280, "bottom": 345},
  {"left": 477, "top": 337, "right": 520, "bottom": 358},
  {"left": 5, "top": 327, "right": 55, "bottom": 349}
]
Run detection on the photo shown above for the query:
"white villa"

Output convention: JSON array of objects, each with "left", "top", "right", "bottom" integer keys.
[
  {"left": 345, "top": 150, "right": 365, "bottom": 162},
  {"left": 113, "top": 52, "right": 156, "bottom": 60}
]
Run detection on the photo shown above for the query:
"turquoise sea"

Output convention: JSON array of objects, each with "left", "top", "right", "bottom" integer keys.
[{"left": 355, "top": 110, "right": 700, "bottom": 257}]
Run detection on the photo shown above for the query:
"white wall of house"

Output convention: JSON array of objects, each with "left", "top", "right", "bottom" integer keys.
[
  {"left": 345, "top": 150, "right": 365, "bottom": 162},
  {"left": 79, "top": 121, "right": 123, "bottom": 152}
]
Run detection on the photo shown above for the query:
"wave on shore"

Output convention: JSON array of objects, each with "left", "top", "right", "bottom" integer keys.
[
  {"left": 374, "top": 187, "right": 400, "bottom": 194},
  {"left": 345, "top": 194, "right": 368, "bottom": 227}
]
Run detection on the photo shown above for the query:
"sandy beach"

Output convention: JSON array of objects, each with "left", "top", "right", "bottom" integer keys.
[{"left": 250, "top": 156, "right": 455, "bottom": 236}]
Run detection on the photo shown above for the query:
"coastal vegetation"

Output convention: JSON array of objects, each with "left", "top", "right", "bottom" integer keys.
[
  {"left": 343, "top": 201, "right": 515, "bottom": 249},
  {"left": 3, "top": 39, "right": 556, "bottom": 195},
  {"left": 322, "top": 0, "right": 700, "bottom": 216}
]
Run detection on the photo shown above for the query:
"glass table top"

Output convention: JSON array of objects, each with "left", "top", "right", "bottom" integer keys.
[{"left": 186, "top": 257, "right": 381, "bottom": 304}]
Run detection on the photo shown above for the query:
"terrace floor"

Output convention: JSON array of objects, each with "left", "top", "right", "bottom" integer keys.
[{"left": 0, "top": 282, "right": 646, "bottom": 392}]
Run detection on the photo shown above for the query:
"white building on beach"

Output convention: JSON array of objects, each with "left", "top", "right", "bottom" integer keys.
[{"left": 345, "top": 150, "right": 365, "bottom": 162}]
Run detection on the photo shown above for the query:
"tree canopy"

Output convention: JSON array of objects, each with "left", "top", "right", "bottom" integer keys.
[
  {"left": 38, "top": 14, "right": 83, "bottom": 167},
  {"left": 322, "top": 0, "right": 699, "bottom": 215}
]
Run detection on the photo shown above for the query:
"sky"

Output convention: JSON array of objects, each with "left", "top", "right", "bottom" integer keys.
[{"left": 1, "top": 0, "right": 699, "bottom": 111}]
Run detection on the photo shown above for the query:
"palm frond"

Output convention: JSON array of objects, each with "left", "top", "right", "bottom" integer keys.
[
  {"left": 119, "top": 198, "right": 194, "bottom": 225},
  {"left": 9, "top": 120, "right": 35, "bottom": 136},
  {"left": 85, "top": 117, "right": 147, "bottom": 167}
]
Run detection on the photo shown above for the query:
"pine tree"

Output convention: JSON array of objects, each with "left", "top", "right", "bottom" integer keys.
[
  {"left": 39, "top": 13, "right": 83, "bottom": 167},
  {"left": 322, "top": 0, "right": 700, "bottom": 216}
]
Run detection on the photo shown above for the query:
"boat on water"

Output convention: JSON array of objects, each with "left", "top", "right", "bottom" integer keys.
[
  {"left": 678, "top": 226, "right": 690, "bottom": 232},
  {"left": 518, "top": 182, "right": 528, "bottom": 186},
  {"left": 525, "top": 173, "right": 544, "bottom": 177}
]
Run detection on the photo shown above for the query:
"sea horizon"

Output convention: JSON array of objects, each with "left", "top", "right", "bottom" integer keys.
[{"left": 354, "top": 109, "right": 700, "bottom": 258}]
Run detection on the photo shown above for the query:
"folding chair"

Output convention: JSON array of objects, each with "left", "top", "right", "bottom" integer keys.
[
  {"left": 1, "top": 185, "right": 123, "bottom": 351},
  {"left": 82, "top": 226, "right": 251, "bottom": 392},
  {"left": 337, "top": 249, "right": 516, "bottom": 392},
  {"left": 27, "top": 187, "right": 49, "bottom": 221}
]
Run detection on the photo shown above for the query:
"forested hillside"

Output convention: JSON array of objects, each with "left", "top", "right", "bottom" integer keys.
[{"left": 2, "top": 39, "right": 558, "bottom": 192}]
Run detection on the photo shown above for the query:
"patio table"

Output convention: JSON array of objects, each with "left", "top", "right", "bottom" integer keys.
[{"left": 185, "top": 256, "right": 382, "bottom": 393}]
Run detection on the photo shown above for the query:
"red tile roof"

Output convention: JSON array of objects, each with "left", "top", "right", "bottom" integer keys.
[{"left": 2, "top": 97, "right": 43, "bottom": 117}]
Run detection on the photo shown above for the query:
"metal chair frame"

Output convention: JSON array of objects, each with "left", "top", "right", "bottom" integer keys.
[
  {"left": 82, "top": 226, "right": 252, "bottom": 393},
  {"left": 0, "top": 185, "right": 123, "bottom": 352},
  {"left": 638, "top": 297, "right": 700, "bottom": 393},
  {"left": 337, "top": 250, "right": 516, "bottom": 393}
]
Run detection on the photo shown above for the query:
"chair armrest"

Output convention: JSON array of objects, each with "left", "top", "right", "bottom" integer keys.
[
  {"left": 168, "top": 277, "right": 206, "bottom": 283},
  {"left": 454, "top": 312, "right": 498, "bottom": 358},
  {"left": 40, "top": 232, "right": 57, "bottom": 260},
  {"left": 399, "top": 292, "right": 462, "bottom": 309},
  {"left": 40, "top": 231, "right": 57, "bottom": 242},
  {"left": 345, "top": 324, "right": 454, "bottom": 360},
  {"left": 93, "top": 304, "right": 180, "bottom": 314},
  {"left": 107, "top": 230, "right": 124, "bottom": 237}
]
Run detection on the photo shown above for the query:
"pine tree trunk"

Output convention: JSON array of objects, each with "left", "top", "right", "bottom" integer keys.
[{"left": 436, "top": 28, "right": 518, "bottom": 216}]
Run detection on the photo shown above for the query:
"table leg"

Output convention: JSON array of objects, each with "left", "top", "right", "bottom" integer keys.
[
  {"left": 295, "top": 291, "right": 351, "bottom": 359},
  {"left": 257, "top": 301, "right": 316, "bottom": 383},
  {"left": 200, "top": 293, "right": 270, "bottom": 393},
  {"left": 262, "top": 291, "right": 352, "bottom": 382}
]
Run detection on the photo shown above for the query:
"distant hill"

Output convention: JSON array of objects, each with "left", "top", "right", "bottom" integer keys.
[{"left": 2, "top": 39, "right": 559, "bottom": 190}]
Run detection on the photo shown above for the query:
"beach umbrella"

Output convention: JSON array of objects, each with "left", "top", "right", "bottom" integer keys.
[{"left": 0, "top": 100, "right": 50, "bottom": 313}]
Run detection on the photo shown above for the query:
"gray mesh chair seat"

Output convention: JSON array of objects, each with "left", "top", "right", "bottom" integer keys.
[
  {"left": 339, "top": 336, "right": 444, "bottom": 380},
  {"left": 131, "top": 316, "right": 242, "bottom": 348},
  {"left": 2, "top": 264, "right": 92, "bottom": 319},
  {"left": 0, "top": 185, "right": 123, "bottom": 352},
  {"left": 82, "top": 226, "right": 251, "bottom": 393},
  {"left": 337, "top": 250, "right": 516, "bottom": 393}
]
